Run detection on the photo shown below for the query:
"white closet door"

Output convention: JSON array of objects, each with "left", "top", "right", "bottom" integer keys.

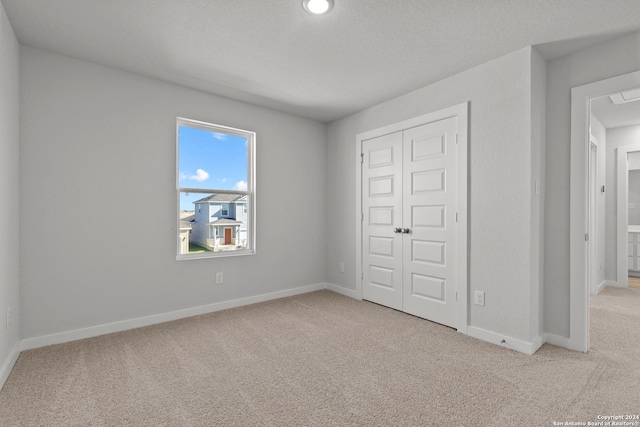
[
  {"left": 402, "top": 117, "right": 458, "bottom": 327},
  {"left": 362, "top": 131, "right": 403, "bottom": 310}
]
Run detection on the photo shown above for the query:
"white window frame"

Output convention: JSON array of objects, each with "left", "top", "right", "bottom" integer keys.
[{"left": 176, "top": 117, "right": 256, "bottom": 260}]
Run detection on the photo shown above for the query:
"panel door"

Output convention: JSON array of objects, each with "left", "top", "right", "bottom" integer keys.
[
  {"left": 362, "top": 132, "right": 403, "bottom": 310},
  {"left": 402, "top": 117, "right": 458, "bottom": 327}
]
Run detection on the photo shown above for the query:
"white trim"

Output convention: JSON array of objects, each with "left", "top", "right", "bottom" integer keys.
[
  {"left": 176, "top": 117, "right": 256, "bottom": 261},
  {"left": 596, "top": 280, "right": 611, "bottom": 294},
  {"left": 606, "top": 280, "right": 628, "bottom": 288},
  {"left": 570, "top": 70, "right": 640, "bottom": 353},
  {"left": 588, "top": 140, "right": 599, "bottom": 296},
  {"left": 467, "top": 326, "right": 543, "bottom": 355},
  {"left": 543, "top": 332, "right": 572, "bottom": 350},
  {"left": 20, "top": 283, "right": 326, "bottom": 352},
  {"left": 0, "top": 342, "right": 20, "bottom": 391},
  {"left": 355, "top": 102, "right": 469, "bottom": 333},
  {"left": 617, "top": 144, "right": 640, "bottom": 286},
  {"left": 325, "top": 283, "right": 360, "bottom": 299}
]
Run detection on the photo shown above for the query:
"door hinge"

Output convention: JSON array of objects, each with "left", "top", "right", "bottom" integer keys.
[
  {"left": 361, "top": 212, "right": 364, "bottom": 222},
  {"left": 456, "top": 212, "right": 458, "bottom": 223},
  {"left": 456, "top": 133, "right": 459, "bottom": 144},
  {"left": 585, "top": 233, "right": 589, "bottom": 242},
  {"left": 455, "top": 291, "right": 458, "bottom": 301},
  {"left": 361, "top": 271, "right": 364, "bottom": 280},
  {"left": 360, "top": 153, "right": 364, "bottom": 164}
]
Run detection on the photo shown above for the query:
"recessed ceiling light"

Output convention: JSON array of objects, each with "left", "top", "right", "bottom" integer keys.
[{"left": 303, "top": 0, "right": 334, "bottom": 15}]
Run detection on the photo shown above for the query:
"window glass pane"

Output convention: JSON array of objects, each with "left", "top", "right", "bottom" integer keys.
[
  {"left": 178, "top": 125, "right": 248, "bottom": 191},
  {"left": 179, "top": 191, "right": 250, "bottom": 254}
]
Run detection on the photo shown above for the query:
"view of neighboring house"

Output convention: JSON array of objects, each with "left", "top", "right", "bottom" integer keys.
[
  {"left": 189, "top": 194, "right": 248, "bottom": 251},
  {"left": 178, "top": 212, "right": 194, "bottom": 255}
]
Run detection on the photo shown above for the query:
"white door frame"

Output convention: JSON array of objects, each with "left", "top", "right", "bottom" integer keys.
[
  {"left": 588, "top": 140, "right": 598, "bottom": 295},
  {"left": 570, "top": 70, "right": 640, "bottom": 352},
  {"left": 355, "top": 102, "right": 469, "bottom": 333},
  {"left": 617, "top": 144, "right": 640, "bottom": 286}
]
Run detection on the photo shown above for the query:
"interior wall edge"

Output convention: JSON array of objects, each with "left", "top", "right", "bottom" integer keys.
[{"left": 0, "top": 341, "right": 20, "bottom": 392}]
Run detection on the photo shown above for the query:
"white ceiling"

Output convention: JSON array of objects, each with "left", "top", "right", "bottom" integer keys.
[
  {"left": 3, "top": 0, "right": 640, "bottom": 122},
  {"left": 591, "top": 94, "right": 640, "bottom": 129}
]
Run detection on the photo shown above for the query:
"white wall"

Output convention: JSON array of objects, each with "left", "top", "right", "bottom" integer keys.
[
  {"left": 19, "top": 46, "right": 327, "bottom": 339},
  {"left": 590, "top": 115, "right": 607, "bottom": 286},
  {"left": 627, "top": 151, "right": 640, "bottom": 170},
  {"left": 628, "top": 170, "right": 640, "bottom": 225},
  {"left": 0, "top": 0, "right": 20, "bottom": 387},
  {"left": 544, "top": 31, "right": 640, "bottom": 338},
  {"left": 606, "top": 125, "right": 640, "bottom": 277},
  {"left": 326, "top": 47, "right": 542, "bottom": 344},
  {"left": 530, "top": 48, "right": 546, "bottom": 340}
]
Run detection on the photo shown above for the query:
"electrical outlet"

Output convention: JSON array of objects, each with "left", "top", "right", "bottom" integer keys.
[
  {"left": 215, "top": 272, "right": 224, "bottom": 285},
  {"left": 339, "top": 262, "right": 345, "bottom": 273},
  {"left": 6, "top": 307, "right": 10, "bottom": 329},
  {"left": 474, "top": 291, "right": 485, "bottom": 307}
]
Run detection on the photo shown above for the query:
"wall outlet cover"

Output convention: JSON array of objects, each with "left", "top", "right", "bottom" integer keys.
[{"left": 474, "top": 291, "right": 485, "bottom": 306}]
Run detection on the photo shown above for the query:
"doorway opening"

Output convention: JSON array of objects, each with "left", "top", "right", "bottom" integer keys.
[{"left": 571, "top": 70, "right": 640, "bottom": 352}]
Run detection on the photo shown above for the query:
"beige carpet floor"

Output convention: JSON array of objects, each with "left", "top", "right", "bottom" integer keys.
[{"left": 1, "top": 288, "right": 639, "bottom": 426}]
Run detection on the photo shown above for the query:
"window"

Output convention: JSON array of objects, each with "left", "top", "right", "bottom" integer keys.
[{"left": 177, "top": 117, "right": 255, "bottom": 259}]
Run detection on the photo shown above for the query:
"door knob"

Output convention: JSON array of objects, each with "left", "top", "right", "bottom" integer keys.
[
  {"left": 393, "top": 227, "right": 402, "bottom": 233},
  {"left": 402, "top": 228, "right": 411, "bottom": 234}
]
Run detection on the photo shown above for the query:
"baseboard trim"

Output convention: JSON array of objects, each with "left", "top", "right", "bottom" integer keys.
[
  {"left": 607, "top": 280, "right": 629, "bottom": 288},
  {"left": 595, "top": 280, "right": 610, "bottom": 294},
  {"left": 20, "top": 283, "right": 327, "bottom": 352},
  {"left": 0, "top": 342, "right": 20, "bottom": 391},
  {"left": 467, "top": 326, "right": 542, "bottom": 355},
  {"left": 543, "top": 332, "right": 572, "bottom": 349},
  {"left": 325, "top": 283, "right": 360, "bottom": 299}
]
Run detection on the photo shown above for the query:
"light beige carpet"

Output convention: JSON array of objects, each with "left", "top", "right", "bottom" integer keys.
[{"left": 1, "top": 288, "right": 639, "bottom": 426}]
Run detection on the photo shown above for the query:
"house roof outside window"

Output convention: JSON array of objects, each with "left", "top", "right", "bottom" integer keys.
[
  {"left": 194, "top": 194, "right": 246, "bottom": 203},
  {"left": 208, "top": 218, "right": 243, "bottom": 225}
]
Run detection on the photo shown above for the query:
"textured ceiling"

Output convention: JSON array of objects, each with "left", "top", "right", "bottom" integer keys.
[{"left": 3, "top": 0, "right": 640, "bottom": 122}]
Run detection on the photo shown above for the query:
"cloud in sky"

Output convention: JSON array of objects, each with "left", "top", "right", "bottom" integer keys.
[
  {"left": 189, "top": 169, "right": 210, "bottom": 182},
  {"left": 209, "top": 132, "right": 227, "bottom": 141},
  {"left": 233, "top": 180, "right": 247, "bottom": 191}
]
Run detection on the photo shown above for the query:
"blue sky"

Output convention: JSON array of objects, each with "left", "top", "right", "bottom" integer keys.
[{"left": 178, "top": 125, "right": 248, "bottom": 211}]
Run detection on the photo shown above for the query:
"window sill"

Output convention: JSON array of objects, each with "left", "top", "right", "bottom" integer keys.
[{"left": 176, "top": 248, "right": 255, "bottom": 261}]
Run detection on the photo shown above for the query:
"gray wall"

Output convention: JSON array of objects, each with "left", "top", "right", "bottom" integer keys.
[
  {"left": 606, "top": 125, "right": 640, "bottom": 279},
  {"left": 530, "top": 48, "right": 547, "bottom": 340},
  {"left": 0, "top": 1, "right": 20, "bottom": 381},
  {"left": 628, "top": 170, "right": 640, "bottom": 225},
  {"left": 19, "top": 46, "right": 327, "bottom": 339},
  {"left": 326, "top": 47, "right": 541, "bottom": 343},
  {"left": 590, "top": 115, "right": 607, "bottom": 286},
  {"left": 544, "top": 31, "right": 640, "bottom": 337}
]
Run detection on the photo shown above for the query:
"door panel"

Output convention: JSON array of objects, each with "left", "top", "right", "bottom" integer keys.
[
  {"left": 362, "top": 132, "right": 403, "bottom": 310},
  {"left": 402, "top": 117, "right": 458, "bottom": 327},
  {"left": 361, "top": 115, "right": 459, "bottom": 328}
]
